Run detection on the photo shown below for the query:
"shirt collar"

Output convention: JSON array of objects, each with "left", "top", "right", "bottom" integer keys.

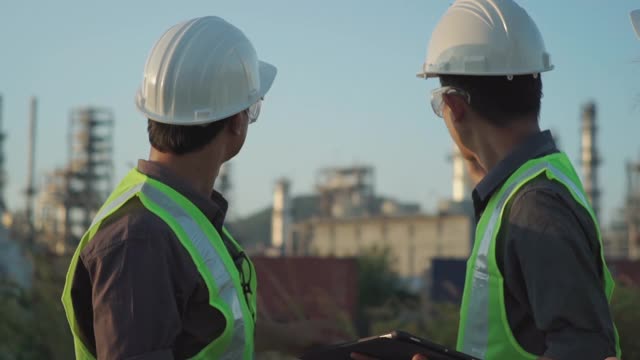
[
  {"left": 472, "top": 130, "right": 558, "bottom": 216},
  {"left": 136, "top": 160, "right": 228, "bottom": 232}
]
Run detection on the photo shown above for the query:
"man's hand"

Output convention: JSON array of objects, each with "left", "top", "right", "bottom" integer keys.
[{"left": 350, "top": 353, "right": 427, "bottom": 360}]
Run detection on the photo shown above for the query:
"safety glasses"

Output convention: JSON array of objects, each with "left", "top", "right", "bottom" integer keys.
[
  {"left": 247, "top": 99, "right": 262, "bottom": 124},
  {"left": 430, "top": 86, "right": 471, "bottom": 118}
]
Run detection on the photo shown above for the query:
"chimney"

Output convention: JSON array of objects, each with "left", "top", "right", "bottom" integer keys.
[
  {"left": 581, "top": 102, "right": 600, "bottom": 220},
  {"left": 271, "top": 178, "right": 292, "bottom": 255},
  {"left": 0, "top": 94, "right": 6, "bottom": 212},
  {"left": 26, "top": 97, "right": 38, "bottom": 240},
  {"left": 452, "top": 144, "right": 472, "bottom": 202}
]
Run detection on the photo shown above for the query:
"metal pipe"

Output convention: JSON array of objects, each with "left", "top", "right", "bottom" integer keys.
[
  {"left": 26, "top": 96, "right": 37, "bottom": 239},
  {"left": 581, "top": 102, "right": 599, "bottom": 220},
  {"left": 0, "top": 94, "right": 5, "bottom": 211}
]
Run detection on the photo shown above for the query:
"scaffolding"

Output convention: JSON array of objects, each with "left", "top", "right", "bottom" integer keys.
[
  {"left": 316, "top": 166, "right": 375, "bottom": 218},
  {"left": 35, "top": 168, "right": 69, "bottom": 253},
  {"left": 605, "top": 158, "right": 640, "bottom": 260},
  {"left": 624, "top": 160, "right": 640, "bottom": 259},
  {"left": 64, "top": 107, "right": 114, "bottom": 246},
  {"left": 35, "top": 108, "right": 115, "bottom": 253}
]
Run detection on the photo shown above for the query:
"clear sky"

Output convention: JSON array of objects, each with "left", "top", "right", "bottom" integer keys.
[{"left": 0, "top": 0, "right": 638, "bottom": 227}]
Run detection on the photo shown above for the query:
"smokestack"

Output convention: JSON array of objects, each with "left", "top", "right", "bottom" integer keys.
[
  {"left": 26, "top": 97, "right": 37, "bottom": 238},
  {"left": 452, "top": 144, "right": 472, "bottom": 202},
  {"left": 271, "top": 178, "right": 292, "bottom": 255},
  {"left": 581, "top": 101, "right": 600, "bottom": 220},
  {"left": 215, "top": 163, "right": 232, "bottom": 200},
  {"left": 214, "top": 162, "right": 235, "bottom": 220},
  {"left": 0, "top": 95, "right": 5, "bottom": 212}
]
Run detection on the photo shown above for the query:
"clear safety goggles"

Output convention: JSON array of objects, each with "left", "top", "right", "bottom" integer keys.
[
  {"left": 247, "top": 99, "right": 262, "bottom": 124},
  {"left": 430, "top": 86, "right": 471, "bottom": 118}
]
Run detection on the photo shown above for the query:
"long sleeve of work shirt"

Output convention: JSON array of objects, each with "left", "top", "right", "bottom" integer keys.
[{"left": 499, "top": 179, "right": 618, "bottom": 360}]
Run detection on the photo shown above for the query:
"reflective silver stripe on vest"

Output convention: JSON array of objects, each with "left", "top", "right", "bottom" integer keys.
[
  {"left": 141, "top": 184, "right": 249, "bottom": 359},
  {"left": 90, "top": 183, "right": 144, "bottom": 229},
  {"left": 90, "top": 181, "right": 250, "bottom": 359},
  {"left": 546, "top": 164, "right": 590, "bottom": 209},
  {"left": 462, "top": 162, "right": 585, "bottom": 358}
]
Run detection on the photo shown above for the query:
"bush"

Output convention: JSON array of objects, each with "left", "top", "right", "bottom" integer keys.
[
  {"left": 2, "top": 245, "right": 639, "bottom": 359},
  {"left": 358, "top": 248, "right": 640, "bottom": 357},
  {"left": 0, "top": 251, "right": 74, "bottom": 360},
  {"left": 356, "top": 246, "right": 459, "bottom": 347},
  {"left": 611, "top": 284, "right": 640, "bottom": 358}
]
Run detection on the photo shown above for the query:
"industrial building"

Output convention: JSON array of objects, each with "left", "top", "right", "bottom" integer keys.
[
  {"left": 34, "top": 168, "right": 70, "bottom": 253},
  {"left": 266, "top": 166, "right": 428, "bottom": 256},
  {"left": 1, "top": 93, "right": 635, "bottom": 269},
  {"left": 0, "top": 222, "right": 32, "bottom": 289},
  {"left": 271, "top": 178, "right": 292, "bottom": 253},
  {"left": 579, "top": 101, "right": 640, "bottom": 260},
  {"left": 581, "top": 102, "right": 601, "bottom": 221},
  {"left": 437, "top": 144, "right": 474, "bottom": 216},
  {"left": 0, "top": 96, "right": 6, "bottom": 213},
  {"left": 255, "top": 164, "right": 475, "bottom": 291},
  {"left": 316, "top": 166, "right": 378, "bottom": 218},
  {"left": 604, "top": 159, "right": 640, "bottom": 260},
  {"left": 34, "top": 107, "right": 114, "bottom": 254},
  {"left": 292, "top": 214, "right": 472, "bottom": 279},
  {"left": 0, "top": 95, "right": 31, "bottom": 289}
]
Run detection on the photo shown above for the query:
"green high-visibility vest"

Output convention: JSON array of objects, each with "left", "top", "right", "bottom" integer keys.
[
  {"left": 61, "top": 168, "right": 258, "bottom": 360},
  {"left": 457, "top": 152, "right": 621, "bottom": 359}
]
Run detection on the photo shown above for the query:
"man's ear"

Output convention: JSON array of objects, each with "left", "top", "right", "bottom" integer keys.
[
  {"left": 227, "top": 112, "right": 247, "bottom": 136},
  {"left": 442, "top": 93, "right": 468, "bottom": 125}
]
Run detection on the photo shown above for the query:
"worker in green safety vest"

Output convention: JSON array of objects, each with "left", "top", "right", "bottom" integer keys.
[
  {"left": 62, "top": 16, "right": 336, "bottom": 360},
  {"left": 415, "top": 0, "right": 621, "bottom": 359},
  {"left": 356, "top": 1, "right": 621, "bottom": 360}
]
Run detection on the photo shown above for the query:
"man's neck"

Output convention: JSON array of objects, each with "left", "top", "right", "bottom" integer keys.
[
  {"left": 475, "top": 119, "right": 540, "bottom": 171},
  {"left": 148, "top": 147, "right": 225, "bottom": 198}
]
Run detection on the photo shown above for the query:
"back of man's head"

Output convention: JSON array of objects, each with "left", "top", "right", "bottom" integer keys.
[
  {"left": 147, "top": 117, "right": 230, "bottom": 155},
  {"left": 439, "top": 74, "right": 543, "bottom": 128}
]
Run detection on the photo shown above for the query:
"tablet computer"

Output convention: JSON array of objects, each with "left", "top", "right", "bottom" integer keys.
[{"left": 301, "top": 330, "right": 480, "bottom": 360}]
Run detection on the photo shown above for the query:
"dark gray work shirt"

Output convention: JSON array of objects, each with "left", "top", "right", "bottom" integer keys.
[
  {"left": 70, "top": 160, "right": 229, "bottom": 360},
  {"left": 472, "top": 130, "right": 617, "bottom": 360}
]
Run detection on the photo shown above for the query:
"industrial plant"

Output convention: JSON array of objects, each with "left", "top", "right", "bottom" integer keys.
[{"left": 0, "top": 94, "right": 639, "bottom": 297}]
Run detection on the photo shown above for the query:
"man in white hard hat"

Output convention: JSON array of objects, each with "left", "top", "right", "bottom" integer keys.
[
  {"left": 358, "top": 1, "right": 620, "bottom": 360},
  {"left": 61, "top": 16, "right": 332, "bottom": 360},
  {"left": 417, "top": 0, "right": 621, "bottom": 359}
]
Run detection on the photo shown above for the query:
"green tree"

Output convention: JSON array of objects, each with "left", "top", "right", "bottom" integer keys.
[
  {"left": 357, "top": 246, "right": 417, "bottom": 309},
  {"left": 356, "top": 246, "right": 419, "bottom": 336},
  {"left": 611, "top": 284, "right": 640, "bottom": 359},
  {"left": 0, "top": 251, "right": 74, "bottom": 360},
  {"left": 356, "top": 246, "right": 459, "bottom": 347}
]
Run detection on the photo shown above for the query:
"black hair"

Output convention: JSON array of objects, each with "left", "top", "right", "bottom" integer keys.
[
  {"left": 147, "top": 116, "right": 232, "bottom": 155},
  {"left": 439, "top": 74, "right": 543, "bottom": 127}
]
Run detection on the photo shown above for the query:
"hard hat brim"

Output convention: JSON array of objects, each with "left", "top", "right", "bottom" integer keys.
[
  {"left": 631, "top": 10, "right": 640, "bottom": 39},
  {"left": 415, "top": 65, "right": 554, "bottom": 79},
  {"left": 258, "top": 60, "right": 277, "bottom": 99}
]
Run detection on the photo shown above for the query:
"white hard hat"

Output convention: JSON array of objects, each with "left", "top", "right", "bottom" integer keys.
[
  {"left": 417, "top": 0, "right": 553, "bottom": 78},
  {"left": 631, "top": 10, "right": 640, "bottom": 39},
  {"left": 136, "top": 16, "right": 277, "bottom": 125}
]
